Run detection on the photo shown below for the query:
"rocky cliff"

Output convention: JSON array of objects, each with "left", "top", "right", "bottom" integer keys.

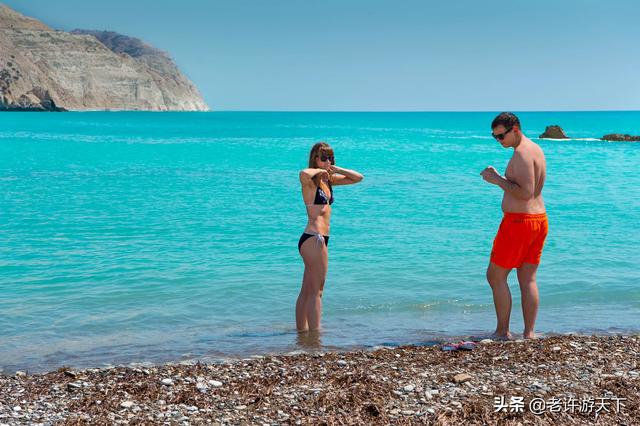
[{"left": 0, "top": 4, "right": 209, "bottom": 111}]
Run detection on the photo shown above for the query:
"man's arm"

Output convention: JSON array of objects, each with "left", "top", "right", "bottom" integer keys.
[{"left": 481, "top": 153, "right": 535, "bottom": 200}]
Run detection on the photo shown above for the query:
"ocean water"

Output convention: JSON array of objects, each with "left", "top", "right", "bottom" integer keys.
[{"left": 1, "top": 111, "right": 639, "bottom": 373}]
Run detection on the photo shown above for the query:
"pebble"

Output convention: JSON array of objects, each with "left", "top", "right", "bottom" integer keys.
[
  {"left": 1, "top": 335, "right": 638, "bottom": 425},
  {"left": 452, "top": 373, "right": 472, "bottom": 384},
  {"left": 161, "top": 378, "right": 173, "bottom": 386},
  {"left": 552, "top": 346, "right": 561, "bottom": 351},
  {"left": 67, "top": 382, "right": 82, "bottom": 391}
]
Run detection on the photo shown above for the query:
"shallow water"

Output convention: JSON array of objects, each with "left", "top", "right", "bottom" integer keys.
[{"left": 1, "top": 111, "right": 639, "bottom": 372}]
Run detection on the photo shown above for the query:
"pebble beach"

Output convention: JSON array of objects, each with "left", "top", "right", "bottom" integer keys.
[{"left": 1, "top": 334, "right": 638, "bottom": 425}]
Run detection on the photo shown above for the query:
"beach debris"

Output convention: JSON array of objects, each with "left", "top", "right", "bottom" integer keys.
[
  {"left": 63, "top": 370, "right": 78, "bottom": 378},
  {"left": 442, "top": 341, "right": 476, "bottom": 352},
  {"left": 0, "top": 335, "right": 638, "bottom": 425}
]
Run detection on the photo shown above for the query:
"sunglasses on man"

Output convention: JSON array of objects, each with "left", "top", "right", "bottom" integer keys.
[
  {"left": 319, "top": 154, "right": 335, "bottom": 163},
  {"left": 492, "top": 127, "right": 513, "bottom": 141}
]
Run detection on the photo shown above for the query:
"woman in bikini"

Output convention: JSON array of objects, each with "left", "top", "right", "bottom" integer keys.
[{"left": 297, "top": 142, "right": 363, "bottom": 332}]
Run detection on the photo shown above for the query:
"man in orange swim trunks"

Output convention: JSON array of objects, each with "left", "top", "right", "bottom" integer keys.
[{"left": 481, "top": 112, "right": 548, "bottom": 340}]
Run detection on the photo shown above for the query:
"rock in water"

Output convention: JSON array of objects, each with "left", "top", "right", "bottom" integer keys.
[
  {"left": 0, "top": 4, "right": 208, "bottom": 111},
  {"left": 539, "top": 125, "right": 569, "bottom": 139},
  {"left": 601, "top": 134, "right": 640, "bottom": 142}
]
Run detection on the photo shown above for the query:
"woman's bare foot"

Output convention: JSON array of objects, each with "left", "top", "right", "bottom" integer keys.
[
  {"left": 469, "top": 332, "right": 514, "bottom": 342},
  {"left": 491, "top": 331, "right": 514, "bottom": 341}
]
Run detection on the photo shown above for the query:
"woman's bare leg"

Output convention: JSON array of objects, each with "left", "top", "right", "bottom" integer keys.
[
  {"left": 296, "top": 268, "right": 311, "bottom": 331},
  {"left": 297, "top": 237, "right": 328, "bottom": 332}
]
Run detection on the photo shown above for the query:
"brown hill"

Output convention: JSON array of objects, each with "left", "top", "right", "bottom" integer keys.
[{"left": 0, "top": 4, "right": 209, "bottom": 111}]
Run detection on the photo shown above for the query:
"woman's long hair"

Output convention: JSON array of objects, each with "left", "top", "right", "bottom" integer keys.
[{"left": 308, "top": 142, "right": 334, "bottom": 168}]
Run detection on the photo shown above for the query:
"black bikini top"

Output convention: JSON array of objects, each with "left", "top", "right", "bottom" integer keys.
[{"left": 313, "top": 181, "right": 334, "bottom": 205}]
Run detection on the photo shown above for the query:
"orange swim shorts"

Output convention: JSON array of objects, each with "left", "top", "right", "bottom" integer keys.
[{"left": 490, "top": 212, "right": 548, "bottom": 269}]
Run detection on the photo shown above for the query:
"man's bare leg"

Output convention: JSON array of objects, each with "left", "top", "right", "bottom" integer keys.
[
  {"left": 486, "top": 262, "right": 513, "bottom": 339},
  {"left": 517, "top": 263, "right": 540, "bottom": 339}
]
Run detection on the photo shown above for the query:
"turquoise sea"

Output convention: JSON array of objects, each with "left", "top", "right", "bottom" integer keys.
[{"left": 1, "top": 111, "right": 639, "bottom": 373}]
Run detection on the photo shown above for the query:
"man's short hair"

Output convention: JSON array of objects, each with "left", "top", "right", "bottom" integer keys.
[{"left": 491, "top": 112, "right": 521, "bottom": 130}]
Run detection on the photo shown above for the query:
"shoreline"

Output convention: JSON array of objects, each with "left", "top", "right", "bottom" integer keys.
[
  {"left": 1, "top": 334, "right": 638, "bottom": 424},
  {"left": 2, "top": 329, "right": 639, "bottom": 375},
  {"left": 4, "top": 329, "right": 639, "bottom": 376}
]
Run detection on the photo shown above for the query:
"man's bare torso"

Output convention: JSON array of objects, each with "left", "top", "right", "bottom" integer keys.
[{"left": 502, "top": 138, "right": 546, "bottom": 213}]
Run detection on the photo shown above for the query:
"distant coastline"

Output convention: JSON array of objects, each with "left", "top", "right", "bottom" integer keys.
[{"left": 0, "top": 4, "right": 208, "bottom": 112}]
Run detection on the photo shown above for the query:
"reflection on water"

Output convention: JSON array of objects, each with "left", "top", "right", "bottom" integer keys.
[{"left": 296, "top": 330, "right": 322, "bottom": 351}]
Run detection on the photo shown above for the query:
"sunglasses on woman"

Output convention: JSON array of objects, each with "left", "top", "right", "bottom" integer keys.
[
  {"left": 319, "top": 154, "right": 335, "bottom": 163},
  {"left": 492, "top": 127, "right": 513, "bottom": 141}
]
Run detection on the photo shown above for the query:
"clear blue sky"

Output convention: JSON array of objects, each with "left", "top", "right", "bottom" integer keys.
[{"left": 4, "top": 0, "right": 639, "bottom": 111}]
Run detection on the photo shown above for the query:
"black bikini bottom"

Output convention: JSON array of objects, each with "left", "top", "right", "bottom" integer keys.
[{"left": 298, "top": 233, "right": 329, "bottom": 252}]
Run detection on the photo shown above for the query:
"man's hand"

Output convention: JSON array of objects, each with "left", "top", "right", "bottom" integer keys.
[{"left": 480, "top": 166, "right": 503, "bottom": 185}]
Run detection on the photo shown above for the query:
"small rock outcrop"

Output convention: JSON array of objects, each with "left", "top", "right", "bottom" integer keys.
[
  {"left": 539, "top": 125, "right": 569, "bottom": 139},
  {"left": 0, "top": 4, "right": 208, "bottom": 111},
  {"left": 601, "top": 134, "right": 640, "bottom": 142},
  {"left": 0, "top": 86, "right": 65, "bottom": 111}
]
